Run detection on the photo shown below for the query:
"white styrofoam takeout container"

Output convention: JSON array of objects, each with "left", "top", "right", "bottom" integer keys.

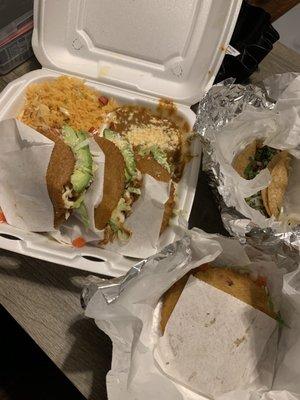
[{"left": 0, "top": 0, "right": 242, "bottom": 276}]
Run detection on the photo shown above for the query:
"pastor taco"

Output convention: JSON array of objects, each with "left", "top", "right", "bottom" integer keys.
[{"left": 232, "top": 140, "right": 290, "bottom": 218}]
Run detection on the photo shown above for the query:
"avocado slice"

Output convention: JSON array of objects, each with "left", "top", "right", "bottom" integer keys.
[{"left": 62, "top": 126, "right": 93, "bottom": 194}]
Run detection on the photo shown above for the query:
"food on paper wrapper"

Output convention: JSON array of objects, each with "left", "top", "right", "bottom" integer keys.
[
  {"left": 157, "top": 263, "right": 278, "bottom": 398},
  {"left": 161, "top": 263, "right": 275, "bottom": 333},
  {"left": 232, "top": 139, "right": 291, "bottom": 218},
  {"left": 19, "top": 76, "right": 118, "bottom": 133}
]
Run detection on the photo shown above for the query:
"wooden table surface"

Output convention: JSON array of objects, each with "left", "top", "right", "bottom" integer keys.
[{"left": 1, "top": 42, "right": 300, "bottom": 400}]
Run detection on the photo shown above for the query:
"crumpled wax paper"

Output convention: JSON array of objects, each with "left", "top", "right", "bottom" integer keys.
[
  {"left": 0, "top": 119, "right": 55, "bottom": 231},
  {"left": 84, "top": 229, "right": 298, "bottom": 400},
  {"left": 194, "top": 73, "right": 300, "bottom": 254}
]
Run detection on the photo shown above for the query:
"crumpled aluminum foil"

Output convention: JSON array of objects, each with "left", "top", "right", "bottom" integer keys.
[
  {"left": 194, "top": 77, "right": 300, "bottom": 263},
  {"left": 81, "top": 236, "right": 192, "bottom": 309},
  {"left": 194, "top": 78, "right": 275, "bottom": 138}
]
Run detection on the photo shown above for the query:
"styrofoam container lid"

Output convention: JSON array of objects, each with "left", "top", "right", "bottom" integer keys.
[{"left": 32, "top": 0, "right": 241, "bottom": 105}]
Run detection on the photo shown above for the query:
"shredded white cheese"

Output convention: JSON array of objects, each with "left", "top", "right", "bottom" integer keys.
[{"left": 126, "top": 124, "right": 180, "bottom": 152}]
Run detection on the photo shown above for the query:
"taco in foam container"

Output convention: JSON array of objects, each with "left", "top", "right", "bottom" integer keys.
[
  {"left": 85, "top": 229, "right": 293, "bottom": 400},
  {"left": 0, "top": 119, "right": 98, "bottom": 232},
  {"left": 52, "top": 127, "right": 175, "bottom": 258},
  {"left": 54, "top": 106, "right": 189, "bottom": 258},
  {"left": 0, "top": 118, "right": 175, "bottom": 258}
]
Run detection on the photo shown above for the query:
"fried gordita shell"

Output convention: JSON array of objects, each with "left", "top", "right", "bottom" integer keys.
[
  {"left": 93, "top": 137, "right": 126, "bottom": 230},
  {"left": 43, "top": 129, "right": 75, "bottom": 228}
]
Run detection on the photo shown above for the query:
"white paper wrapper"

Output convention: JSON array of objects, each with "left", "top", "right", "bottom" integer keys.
[
  {"left": 154, "top": 275, "right": 277, "bottom": 398},
  {"left": 0, "top": 119, "right": 55, "bottom": 231},
  {"left": 84, "top": 229, "right": 291, "bottom": 400},
  {"left": 82, "top": 137, "right": 105, "bottom": 237}
]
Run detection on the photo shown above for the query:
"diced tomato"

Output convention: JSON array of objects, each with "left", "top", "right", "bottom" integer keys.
[
  {"left": 98, "top": 96, "right": 109, "bottom": 106},
  {"left": 256, "top": 275, "right": 267, "bottom": 287},
  {"left": 88, "top": 127, "right": 99, "bottom": 135},
  {"left": 72, "top": 237, "right": 86, "bottom": 248},
  {"left": 0, "top": 212, "right": 6, "bottom": 223}
]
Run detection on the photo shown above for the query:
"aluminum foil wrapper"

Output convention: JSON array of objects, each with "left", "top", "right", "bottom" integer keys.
[
  {"left": 194, "top": 78, "right": 275, "bottom": 137},
  {"left": 81, "top": 235, "right": 192, "bottom": 309},
  {"left": 194, "top": 73, "right": 300, "bottom": 263},
  {"left": 81, "top": 229, "right": 300, "bottom": 400}
]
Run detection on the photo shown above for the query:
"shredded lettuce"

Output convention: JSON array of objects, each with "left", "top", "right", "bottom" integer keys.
[
  {"left": 62, "top": 125, "right": 93, "bottom": 194},
  {"left": 244, "top": 146, "right": 279, "bottom": 180},
  {"left": 103, "top": 129, "right": 137, "bottom": 182},
  {"left": 77, "top": 202, "right": 90, "bottom": 228},
  {"left": 245, "top": 192, "right": 268, "bottom": 216},
  {"left": 127, "top": 187, "right": 141, "bottom": 196},
  {"left": 108, "top": 198, "right": 132, "bottom": 242}
]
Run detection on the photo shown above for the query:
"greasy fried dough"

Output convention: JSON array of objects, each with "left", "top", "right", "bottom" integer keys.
[
  {"left": 260, "top": 151, "right": 289, "bottom": 217},
  {"left": 160, "top": 183, "right": 176, "bottom": 234},
  {"left": 136, "top": 154, "right": 171, "bottom": 182},
  {"left": 232, "top": 140, "right": 257, "bottom": 178},
  {"left": 43, "top": 129, "right": 75, "bottom": 228},
  {"left": 136, "top": 154, "right": 175, "bottom": 233},
  {"left": 261, "top": 188, "right": 271, "bottom": 217},
  {"left": 160, "top": 264, "right": 275, "bottom": 333},
  {"left": 267, "top": 159, "right": 289, "bottom": 217},
  {"left": 94, "top": 137, "right": 126, "bottom": 230},
  {"left": 267, "top": 150, "right": 289, "bottom": 171}
]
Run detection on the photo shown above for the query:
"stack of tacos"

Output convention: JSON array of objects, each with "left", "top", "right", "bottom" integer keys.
[
  {"left": 43, "top": 125, "right": 176, "bottom": 245},
  {"left": 232, "top": 139, "right": 290, "bottom": 218},
  {"left": 44, "top": 126, "right": 95, "bottom": 228}
]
